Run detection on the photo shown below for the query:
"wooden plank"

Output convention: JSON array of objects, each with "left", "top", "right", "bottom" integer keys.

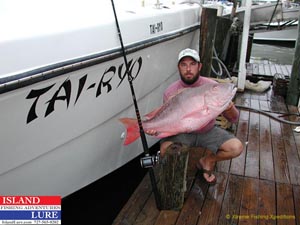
[
  {"left": 186, "top": 147, "right": 205, "bottom": 196},
  {"left": 269, "top": 95, "right": 288, "bottom": 114},
  {"left": 252, "top": 63, "right": 259, "bottom": 75},
  {"left": 216, "top": 155, "right": 231, "bottom": 173},
  {"left": 263, "top": 64, "right": 271, "bottom": 76},
  {"left": 258, "top": 64, "right": 265, "bottom": 75},
  {"left": 245, "top": 110, "right": 260, "bottom": 178},
  {"left": 276, "top": 183, "right": 296, "bottom": 225},
  {"left": 259, "top": 100, "right": 269, "bottom": 111},
  {"left": 112, "top": 174, "right": 153, "bottom": 225},
  {"left": 154, "top": 210, "right": 179, "bottom": 225},
  {"left": 269, "top": 64, "right": 277, "bottom": 76},
  {"left": 230, "top": 95, "right": 250, "bottom": 175},
  {"left": 257, "top": 179, "right": 276, "bottom": 225},
  {"left": 237, "top": 108, "right": 250, "bottom": 123},
  {"left": 280, "top": 122, "right": 300, "bottom": 185},
  {"left": 293, "top": 185, "right": 300, "bottom": 225},
  {"left": 275, "top": 64, "right": 283, "bottom": 75},
  {"left": 257, "top": 91, "right": 269, "bottom": 101},
  {"left": 288, "top": 105, "right": 300, "bottom": 159},
  {"left": 218, "top": 175, "right": 244, "bottom": 225},
  {"left": 229, "top": 120, "right": 248, "bottom": 176},
  {"left": 293, "top": 131, "right": 300, "bottom": 159},
  {"left": 259, "top": 114, "right": 274, "bottom": 181},
  {"left": 280, "top": 64, "right": 289, "bottom": 77},
  {"left": 175, "top": 179, "right": 208, "bottom": 225},
  {"left": 236, "top": 92, "right": 251, "bottom": 107},
  {"left": 134, "top": 193, "right": 160, "bottom": 225},
  {"left": 286, "top": 64, "right": 292, "bottom": 75},
  {"left": 251, "top": 98, "right": 260, "bottom": 110},
  {"left": 266, "top": 86, "right": 273, "bottom": 100},
  {"left": 246, "top": 63, "right": 253, "bottom": 75},
  {"left": 275, "top": 97, "right": 288, "bottom": 113},
  {"left": 238, "top": 177, "right": 259, "bottom": 224},
  {"left": 236, "top": 95, "right": 251, "bottom": 120},
  {"left": 197, "top": 172, "right": 228, "bottom": 225},
  {"left": 270, "top": 119, "right": 290, "bottom": 184}
]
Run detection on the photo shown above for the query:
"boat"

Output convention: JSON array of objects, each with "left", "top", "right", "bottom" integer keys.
[
  {"left": 203, "top": 0, "right": 299, "bottom": 45},
  {"left": 251, "top": 0, "right": 299, "bottom": 44},
  {"left": 253, "top": 22, "right": 298, "bottom": 44},
  {"left": 0, "top": 0, "right": 202, "bottom": 197}
]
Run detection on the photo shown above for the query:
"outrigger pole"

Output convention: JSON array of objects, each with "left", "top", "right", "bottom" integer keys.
[{"left": 110, "top": 0, "right": 161, "bottom": 209}]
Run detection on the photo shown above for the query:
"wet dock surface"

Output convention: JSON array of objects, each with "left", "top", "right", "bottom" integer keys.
[
  {"left": 112, "top": 87, "right": 300, "bottom": 225},
  {"left": 247, "top": 58, "right": 292, "bottom": 79}
]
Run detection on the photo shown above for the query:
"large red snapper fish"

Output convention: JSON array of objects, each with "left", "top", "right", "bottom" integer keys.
[{"left": 119, "top": 82, "right": 237, "bottom": 145}]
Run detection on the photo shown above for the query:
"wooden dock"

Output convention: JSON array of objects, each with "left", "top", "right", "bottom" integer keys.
[
  {"left": 246, "top": 58, "right": 292, "bottom": 80},
  {"left": 112, "top": 87, "right": 300, "bottom": 225}
]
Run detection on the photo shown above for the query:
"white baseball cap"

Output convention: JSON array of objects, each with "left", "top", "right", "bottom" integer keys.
[{"left": 178, "top": 48, "right": 200, "bottom": 63}]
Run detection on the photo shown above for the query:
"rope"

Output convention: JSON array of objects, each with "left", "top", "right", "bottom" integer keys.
[
  {"left": 267, "top": 0, "right": 281, "bottom": 29},
  {"left": 235, "top": 105, "right": 300, "bottom": 125}
]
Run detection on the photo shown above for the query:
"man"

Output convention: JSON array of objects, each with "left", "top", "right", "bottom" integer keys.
[{"left": 147, "top": 48, "right": 243, "bottom": 184}]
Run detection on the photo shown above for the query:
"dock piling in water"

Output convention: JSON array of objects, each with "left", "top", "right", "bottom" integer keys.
[
  {"left": 200, "top": 7, "right": 218, "bottom": 77},
  {"left": 158, "top": 143, "right": 189, "bottom": 210},
  {"left": 286, "top": 13, "right": 300, "bottom": 106}
]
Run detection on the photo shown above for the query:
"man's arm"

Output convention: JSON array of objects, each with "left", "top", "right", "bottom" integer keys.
[{"left": 222, "top": 101, "right": 239, "bottom": 123}]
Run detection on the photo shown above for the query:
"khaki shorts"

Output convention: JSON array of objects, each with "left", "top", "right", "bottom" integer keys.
[{"left": 160, "top": 126, "right": 236, "bottom": 154}]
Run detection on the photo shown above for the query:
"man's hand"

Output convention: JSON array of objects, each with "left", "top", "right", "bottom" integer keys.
[
  {"left": 222, "top": 101, "right": 239, "bottom": 123},
  {"left": 145, "top": 129, "right": 158, "bottom": 136},
  {"left": 225, "top": 101, "right": 234, "bottom": 112}
]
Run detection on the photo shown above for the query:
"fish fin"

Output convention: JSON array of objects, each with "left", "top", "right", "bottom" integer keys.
[
  {"left": 143, "top": 106, "right": 163, "bottom": 120},
  {"left": 119, "top": 118, "right": 140, "bottom": 145}
]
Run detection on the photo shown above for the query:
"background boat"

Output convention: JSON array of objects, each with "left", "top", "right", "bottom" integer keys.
[
  {"left": 203, "top": 1, "right": 299, "bottom": 46},
  {"left": 253, "top": 20, "right": 298, "bottom": 45},
  {"left": 0, "top": 0, "right": 201, "bottom": 198}
]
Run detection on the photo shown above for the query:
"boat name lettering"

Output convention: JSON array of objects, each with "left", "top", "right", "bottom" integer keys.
[
  {"left": 25, "top": 57, "right": 143, "bottom": 124},
  {"left": 150, "top": 21, "right": 163, "bottom": 34}
]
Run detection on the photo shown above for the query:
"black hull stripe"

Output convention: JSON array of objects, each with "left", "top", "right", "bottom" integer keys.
[{"left": 0, "top": 24, "right": 199, "bottom": 94}]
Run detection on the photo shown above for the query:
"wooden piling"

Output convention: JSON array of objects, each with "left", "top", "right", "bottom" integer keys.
[
  {"left": 158, "top": 143, "right": 189, "bottom": 210},
  {"left": 200, "top": 7, "right": 218, "bottom": 77},
  {"left": 286, "top": 14, "right": 300, "bottom": 105},
  {"left": 214, "top": 17, "right": 232, "bottom": 61}
]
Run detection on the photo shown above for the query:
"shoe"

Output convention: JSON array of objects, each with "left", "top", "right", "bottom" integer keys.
[{"left": 196, "top": 162, "right": 217, "bottom": 185}]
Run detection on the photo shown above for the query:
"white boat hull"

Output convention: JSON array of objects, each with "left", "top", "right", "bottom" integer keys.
[
  {"left": 253, "top": 27, "right": 297, "bottom": 42},
  {"left": 0, "top": 0, "right": 201, "bottom": 197}
]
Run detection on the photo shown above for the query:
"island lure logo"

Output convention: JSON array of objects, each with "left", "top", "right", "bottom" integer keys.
[{"left": 0, "top": 196, "right": 61, "bottom": 224}]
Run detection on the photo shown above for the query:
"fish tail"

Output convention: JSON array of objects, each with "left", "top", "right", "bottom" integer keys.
[{"left": 119, "top": 118, "right": 140, "bottom": 145}]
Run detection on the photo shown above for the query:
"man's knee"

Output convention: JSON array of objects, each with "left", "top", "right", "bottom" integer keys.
[
  {"left": 230, "top": 139, "right": 243, "bottom": 157},
  {"left": 221, "top": 138, "right": 243, "bottom": 158},
  {"left": 235, "top": 139, "right": 244, "bottom": 157}
]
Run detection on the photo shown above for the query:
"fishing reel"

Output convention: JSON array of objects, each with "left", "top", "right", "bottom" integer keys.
[{"left": 140, "top": 151, "right": 160, "bottom": 168}]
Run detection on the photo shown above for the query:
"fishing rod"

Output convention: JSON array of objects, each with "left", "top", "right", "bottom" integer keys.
[{"left": 110, "top": 0, "right": 161, "bottom": 209}]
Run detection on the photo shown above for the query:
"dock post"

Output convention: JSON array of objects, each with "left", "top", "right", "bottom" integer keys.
[
  {"left": 286, "top": 14, "right": 300, "bottom": 106},
  {"left": 237, "top": 0, "right": 252, "bottom": 91},
  {"left": 158, "top": 143, "right": 189, "bottom": 210},
  {"left": 200, "top": 7, "right": 218, "bottom": 77}
]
